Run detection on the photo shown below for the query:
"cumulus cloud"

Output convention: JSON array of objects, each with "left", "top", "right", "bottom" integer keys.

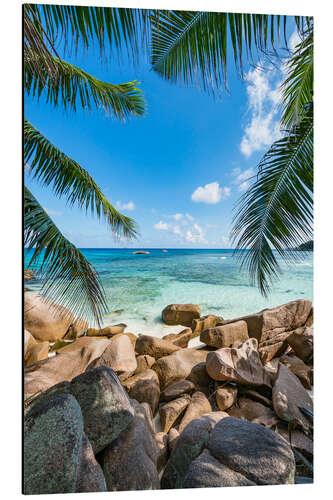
[
  {"left": 185, "top": 223, "right": 206, "bottom": 243},
  {"left": 116, "top": 200, "right": 135, "bottom": 211},
  {"left": 240, "top": 66, "right": 282, "bottom": 157},
  {"left": 232, "top": 167, "right": 255, "bottom": 192},
  {"left": 154, "top": 221, "right": 169, "bottom": 230},
  {"left": 191, "top": 182, "right": 230, "bottom": 204}
]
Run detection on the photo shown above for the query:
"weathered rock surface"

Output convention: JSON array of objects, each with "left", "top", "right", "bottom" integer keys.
[
  {"left": 220, "top": 300, "right": 312, "bottom": 344},
  {"left": 86, "top": 335, "right": 137, "bottom": 374},
  {"left": 161, "top": 412, "right": 228, "bottom": 489},
  {"left": 70, "top": 366, "right": 135, "bottom": 454},
  {"left": 162, "top": 304, "right": 201, "bottom": 327},
  {"left": 168, "top": 428, "right": 180, "bottom": 453},
  {"left": 159, "top": 395, "right": 191, "bottom": 433},
  {"left": 163, "top": 328, "right": 192, "bottom": 348},
  {"left": 279, "top": 354, "right": 313, "bottom": 389},
  {"left": 136, "top": 334, "right": 181, "bottom": 359},
  {"left": 179, "top": 391, "right": 212, "bottom": 433},
  {"left": 156, "top": 432, "right": 169, "bottom": 472},
  {"left": 134, "top": 354, "right": 156, "bottom": 374},
  {"left": 111, "top": 332, "right": 137, "bottom": 347},
  {"left": 228, "top": 397, "right": 278, "bottom": 428},
  {"left": 206, "top": 338, "right": 272, "bottom": 387},
  {"left": 63, "top": 318, "right": 88, "bottom": 339},
  {"left": 24, "top": 329, "right": 37, "bottom": 358},
  {"left": 287, "top": 327, "right": 313, "bottom": 364},
  {"left": 102, "top": 400, "right": 160, "bottom": 491},
  {"left": 122, "top": 369, "right": 160, "bottom": 416},
  {"left": 191, "top": 315, "right": 223, "bottom": 337},
  {"left": 272, "top": 363, "right": 313, "bottom": 431},
  {"left": 275, "top": 422, "right": 313, "bottom": 457},
  {"left": 24, "top": 292, "right": 74, "bottom": 342},
  {"left": 87, "top": 323, "right": 126, "bottom": 337},
  {"left": 24, "top": 394, "right": 106, "bottom": 494},
  {"left": 215, "top": 384, "right": 238, "bottom": 411},
  {"left": 200, "top": 321, "right": 249, "bottom": 348},
  {"left": 206, "top": 417, "right": 295, "bottom": 486},
  {"left": 24, "top": 338, "right": 111, "bottom": 395},
  {"left": 152, "top": 348, "right": 209, "bottom": 390},
  {"left": 182, "top": 449, "right": 256, "bottom": 488},
  {"left": 25, "top": 341, "right": 49, "bottom": 367},
  {"left": 160, "top": 379, "right": 195, "bottom": 402}
]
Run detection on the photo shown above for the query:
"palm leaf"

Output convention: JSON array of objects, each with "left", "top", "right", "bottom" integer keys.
[
  {"left": 281, "top": 24, "right": 313, "bottom": 128},
  {"left": 150, "top": 11, "right": 307, "bottom": 95},
  {"left": 25, "top": 49, "right": 146, "bottom": 118},
  {"left": 24, "top": 120, "right": 138, "bottom": 239},
  {"left": 26, "top": 3, "right": 151, "bottom": 61},
  {"left": 24, "top": 187, "right": 107, "bottom": 325},
  {"left": 231, "top": 104, "right": 313, "bottom": 296}
]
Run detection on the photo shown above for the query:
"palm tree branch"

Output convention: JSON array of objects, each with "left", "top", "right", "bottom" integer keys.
[
  {"left": 25, "top": 49, "right": 146, "bottom": 119},
  {"left": 24, "top": 187, "right": 108, "bottom": 325},
  {"left": 24, "top": 120, "right": 138, "bottom": 239}
]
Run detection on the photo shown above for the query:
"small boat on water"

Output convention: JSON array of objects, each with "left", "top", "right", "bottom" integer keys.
[
  {"left": 132, "top": 251, "right": 150, "bottom": 255},
  {"left": 162, "top": 249, "right": 168, "bottom": 252}
]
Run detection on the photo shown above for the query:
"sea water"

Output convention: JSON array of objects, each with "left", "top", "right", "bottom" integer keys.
[{"left": 24, "top": 248, "right": 313, "bottom": 338}]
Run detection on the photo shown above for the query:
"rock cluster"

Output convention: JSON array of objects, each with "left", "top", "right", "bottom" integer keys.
[{"left": 24, "top": 296, "right": 313, "bottom": 493}]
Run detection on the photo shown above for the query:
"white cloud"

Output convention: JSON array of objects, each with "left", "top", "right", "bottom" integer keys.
[
  {"left": 191, "top": 182, "right": 230, "bottom": 204},
  {"left": 232, "top": 167, "right": 255, "bottom": 192},
  {"left": 240, "top": 66, "right": 282, "bottom": 157},
  {"left": 185, "top": 223, "right": 206, "bottom": 243},
  {"left": 171, "top": 213, "right": 183, "bottom": 221},
  {"left": 43, "top": 208, "right": 63, "bottom": 216},
  {"left": 154, "top": 221, "right": 169, "bottom": 231},
  {"left": 116, "top": 200, "right": 135, "bottom": 211}
]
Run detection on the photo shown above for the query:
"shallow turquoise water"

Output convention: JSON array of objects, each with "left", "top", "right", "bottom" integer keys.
[{"left": 25, "top": 248, "right": 313, "bottom": 337}]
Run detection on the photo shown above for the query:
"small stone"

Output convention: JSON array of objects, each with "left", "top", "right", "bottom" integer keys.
[{"left": 215, "top": 384, "right": 238, "bottom": 411}]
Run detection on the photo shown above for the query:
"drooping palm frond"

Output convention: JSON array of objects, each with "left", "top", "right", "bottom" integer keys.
[
  {"left": 150, "top": 11, "right": 308, "bottom": 95},
  {"left": 24, "top": 120, "right": 138, "bottom": 240},
  {"left": 24, "top": 187, "right": 108, "bottom": 325},
  {"left": 25, "top": 50, "right": 146, "bottom": 118},
  {"left": 281, "top": 24, "right": 313, "bottom": 128},
  {"left": 231, "top": 104, "right": 313, "bottom": 296},
  {"left": 26, "top": 3, "right": 151, "bottom": 61}
]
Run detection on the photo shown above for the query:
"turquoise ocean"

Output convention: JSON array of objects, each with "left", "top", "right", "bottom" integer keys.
[{"left": 25, "top": 248, "right": 313, "bottom": 338}]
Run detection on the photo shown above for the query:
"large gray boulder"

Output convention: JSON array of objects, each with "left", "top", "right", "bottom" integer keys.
[
  {"left": 70, "top": 366, "right": 135, "bottom": 454},
  {"left": 102, "top": 400, "right": 160, "bottom": 491},
  {"left": 24, "top": 394, "right": 106, "bottom": 494}
]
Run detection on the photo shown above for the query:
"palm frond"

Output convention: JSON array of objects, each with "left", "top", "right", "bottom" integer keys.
[
  {"left": 26, "top": 3, "right": 151, "bottom": 61},
  {"left": 25, "top": 49, "right": 146, "bottom": 118},
  {"left": 24, "top": 187, "right": 107, "bottom": 325},
  {"left": 150, "top": 11, "right": 305, "bottom": 95},
  {"left": 24, "top": 120, "right": 138, "bottom": 240},
  {"left": 231, "top": 104, "right": 313, "bottom": 296},
  {"left": 281, "top": 25, "right": 313, "bottom": 128}
]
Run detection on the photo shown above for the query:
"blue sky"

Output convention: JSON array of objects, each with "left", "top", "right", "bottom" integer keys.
[{"left": 25, "top": 17, "right": 299, "bottom": 249}]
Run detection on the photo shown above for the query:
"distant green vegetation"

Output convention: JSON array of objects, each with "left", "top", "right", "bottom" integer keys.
[{"left": 295, "top": 240, "right": 313, "bottom": 251}]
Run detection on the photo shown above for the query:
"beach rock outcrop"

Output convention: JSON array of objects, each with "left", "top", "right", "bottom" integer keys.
[
  {"left": 136, "top": 334, "right": 181, "bottom": 359},
  {"left": 24, "top": 292, "right": 74, "bottom": 341},
  {"left": 87, "top": 323, "right": 126, "bottom": 337},
  {"left": 162, "top": 304, "right": 201, "bottom": 327},
  {"left": 279, "top": 354, "right": 313, "bottom": 389},
  {"left": 200, "top": 320, "right": 248, "bottom": 348},
  {"left": 215, "top": 384, "right": 238, "bottom": 411},
  {"left": 178, "top": 391, "right": 212, "bottom": 432},
  {"left": 272, "top": 363, "right": 313, "bottom": 432},
  {"left": 155, "top": 432, "right": 169, "bottom": 472},
  {"left": 133, "top": 354, "right": 155, "bottom": 374},
  {"left": 24, "top": 394, "right": 106, "bottom": 494},
  {"left": 163, "top": 328, "right": 192, "bottom": 348},
  {"left": 159, "top": 395, "right": 191, "bottom": 433},
  {"left": 287, "top": 326, "right": 313, "bottom": 364},
  {"left": 70, "top": 366, "right": 134, "bottom": 454},
  {"left": 152, "top": 348, "right": 209, "bottom": 390},
  {"left": 24, "top": 337, "right": 111, "bottom": 395},
  {"left": 86, "top": 335, "right": 137, "bottom": 374},
  {"left": 25, "top": 341, "right": 49, "bottom": 367},
  {"left": 168, "top": 428, "right": 180, "bottom": 453},
  {"left": 160, "top": 379, "right": 195, "bottom": 402},
  {"left": 122, "top": 369, "right": 160, "bottom": 416},
  {"left": 206, "top": 338, "right": 272, "bottom": 387},
  {"left": 101, "top": 400, "right": 160, "bottom": 491},
  {"left": 228, "top": 397, "right": 278, "bottom": 428},
  {"left": 191, "top": 315, "right": 223, "bottom": 337},
  {"left": 162, "top": 415, "right": 295, "bottom": 489}
]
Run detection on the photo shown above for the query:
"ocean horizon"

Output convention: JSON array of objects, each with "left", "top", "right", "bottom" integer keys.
[{"left": 25, "top": 248, "right": 313, "bottom": 339}]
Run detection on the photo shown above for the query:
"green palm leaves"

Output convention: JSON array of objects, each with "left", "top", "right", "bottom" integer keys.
[
  {"left": 24, "top": 188, "right": 108, "bottom": 324},
  {"left": 231, "top": 103, "right": 313, "bottom": 296},
  {"left": 24, "top": 4, "right": 145, "bottom": 325}
]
